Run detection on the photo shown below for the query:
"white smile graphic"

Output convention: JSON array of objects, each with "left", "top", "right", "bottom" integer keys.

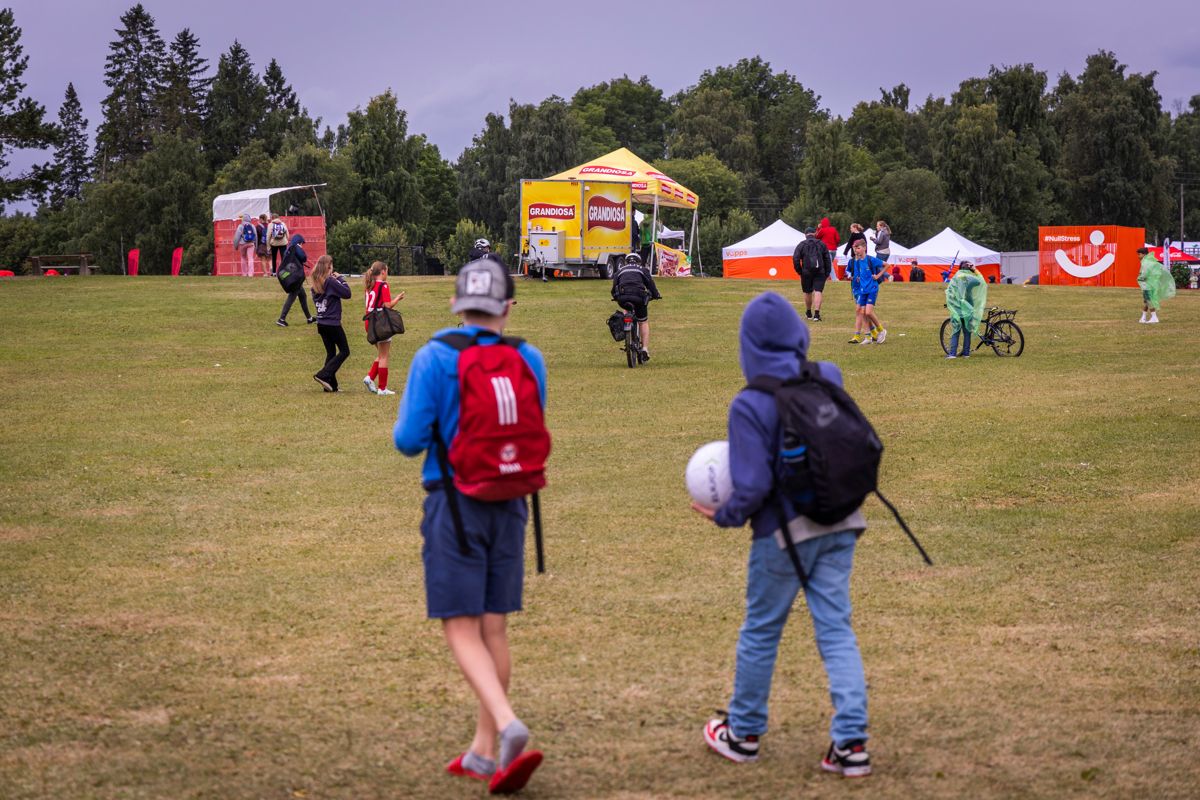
[{"left": 1055, "top": 229, "right": 1116, "bottom": 278}]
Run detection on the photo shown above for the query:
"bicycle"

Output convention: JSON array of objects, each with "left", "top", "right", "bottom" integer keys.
[
  {"left": 609, "top": 300, "right": 647, "bottom": 368},
  {"left": 940, "top": 306, "right": 1025, "bottom": 357}
]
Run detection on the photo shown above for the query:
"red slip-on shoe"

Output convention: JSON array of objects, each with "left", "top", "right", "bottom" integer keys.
[
  {"left": 488, "top": 750, "right": 543, "bottom": 794},
  {"left": 446, "top": 753, "right": 490, "bottom": 782}
]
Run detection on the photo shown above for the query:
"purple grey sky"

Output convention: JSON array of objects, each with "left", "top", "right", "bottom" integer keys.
[{"left": 8, "top": 0, "right": 1200, "bottom": 182}]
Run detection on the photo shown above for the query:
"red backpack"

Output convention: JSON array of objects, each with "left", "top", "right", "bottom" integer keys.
[{"left": 431, "top": 332, "right": 551, "bottom": 569}]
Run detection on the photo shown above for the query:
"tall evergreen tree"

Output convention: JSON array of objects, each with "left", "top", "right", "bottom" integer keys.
[
  {"left": 0, "top": 8, "right": 58, "bottom": 207},
  {"left": 344, "top": 90, "right": 422, "bottom": 226},
  {"left": 95, "top": 3, "right": 166, "bottom": 174},
  {"left": 49, "top": 82, "right": 89, "bottom": 207},
  {"left": 202, "top": 40, "right": 265, "bottom": 170},
  {"left": 259, "top": 58, "right": 313, "bottom": 155},
  {"left": 158, "top": 28, "right": 210, "bottom": 140}
]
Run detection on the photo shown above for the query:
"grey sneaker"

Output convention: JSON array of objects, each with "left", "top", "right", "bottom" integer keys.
[{"left": 821, "top": 740, "right": 870, "bottom": 777}]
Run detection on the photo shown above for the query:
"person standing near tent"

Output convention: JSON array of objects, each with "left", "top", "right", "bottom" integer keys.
[
  {"left": 846, "top": 240, "right": 887, "bottom": 345},
  {"left": 944, "top": 260, "right": 986, "bottom": 358},
  {"left": 872, "top": 221, "right": 892, "bottom": 265},
  {"left": 392, "top": 258, "right": 547, "bottom": 794},
  {"left": 793, "top": 227, "right": 832, "bottom": 322},
  {"left": 310, "top": 255, "right": 352, "bottom": 391},
  {"left": 361, "top": 261, "right": 404, "bottom": 396},
  {"left": 267, "top": 213, "right": 290, "bottom": 275},
  {"left": 814, "top": 217, "right": 840, "bottom": 271},
  {"left": 255, "top": 214, "right": 271, "bottom": 276},
  {"left": 235, "top": 214, "right": 257, "bottom": 277},
  {"left": 1137, "top": 247, "right": 1175, "bottom": 324}
]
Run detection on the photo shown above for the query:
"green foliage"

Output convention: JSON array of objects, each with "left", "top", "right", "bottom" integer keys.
[
  {"left": 202, "top": 40, "right": 265, "bottom": 171},
  {"left": 0, "top": 7, "right": 58, "bottom": 206},
  {"left": 571, "top": 75, "right": 670, "bottom": 160},
  {"left": 267, "top": 141, "right": 359, "bottom": 225},
  {"left": 49, "top": 82, "right": 89, "bottom": 208},
  {"left": 413, "top": 137, "right": 457, "bottom": 246},
  {"left": 158, "top": 28, "right": 209, "bottom": 142},
  {"left": 0, "top": 211, "right": 39, "bottom": 271},
  {"left": 325, "top": 215, "right": 411, "bottom": 274},
  {"left": 795, "top": 119, "right": 881, "bottom": 225},
  {"left": 1170, "top": 262, "right": 1192, "bottom": 288},
  {"left": 658, "top": 154, "right": 744, "bottom": 222},
  {"left": 669, "top": 88, "right": 756, "bottom": 174},
  {"left": 440, "top": 219, "right": 497, "bottom": 274},
  {"left": 875, "top": 168, "right": 951, "bottom": 244},
  {"left": 699, "top": 207, "right": 756, "bottom": 276}
]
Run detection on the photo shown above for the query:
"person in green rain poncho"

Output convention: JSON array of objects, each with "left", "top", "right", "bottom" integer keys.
[
  {"left": 1137, "top": 247, "right": 1176, "bottom": 324},
  {"left": 944, "top": 261, "right": 986, "bottom": 359}
]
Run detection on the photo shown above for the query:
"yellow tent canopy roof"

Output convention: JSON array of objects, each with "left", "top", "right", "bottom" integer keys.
[{"left": 544, "top": 148, "right": 699, "bottom": 210}]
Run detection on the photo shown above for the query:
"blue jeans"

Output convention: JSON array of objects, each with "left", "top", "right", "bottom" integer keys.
[
  {"left": 948, "top": 317, "right": 972, "bottom": 356},
  {"left": 728, "top": 531, "right": 868, "bottom": 746}
]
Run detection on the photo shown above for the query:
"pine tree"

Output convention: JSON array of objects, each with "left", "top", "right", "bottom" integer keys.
[
  {"left": 159, "top": 28, "right": 210, "bottom": 140},
  {"left": 95, "top": 4, "right": 166, "bottom": 174},
  {"left": 49, "top": 82, "right": 90, "bottom": 207},
  {"left": 260, "top": 58, "right": 313, "bottom": 155},
  {"left": 0, "top": 8, "right": 58, "bottom": 206},
  {"left": 202, "top": 40, "right": 265, "bottom": 170}
]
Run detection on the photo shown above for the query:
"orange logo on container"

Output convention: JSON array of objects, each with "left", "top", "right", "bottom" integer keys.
[
  {"left": 580, "top": 165, "right": 636, "bottom": 177},
  {"left": 529, "top": 203, "right": 575, "bottom": 220},
  {"left": 586, "top": 196, "right": 626, "bottom": 231}
]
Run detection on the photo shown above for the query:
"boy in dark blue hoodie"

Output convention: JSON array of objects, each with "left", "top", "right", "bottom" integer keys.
[
  {"left": 276, "top": 234, "right": 316, "bottom": 326},
  {"left": 693, "top": 291, "right": 871, "bottom": 777}
]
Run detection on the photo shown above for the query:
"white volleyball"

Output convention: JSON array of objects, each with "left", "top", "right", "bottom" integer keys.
[{"left": 685, "top": 441, "right": 733, "bottom": 510}]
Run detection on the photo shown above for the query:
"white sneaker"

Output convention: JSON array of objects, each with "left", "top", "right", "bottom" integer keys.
[
  {"left": 1149, "top": 313, "right": 1159, "bottom": 324},
  {"left": 703, "top": 718, "right": 759, "bottom": 763},
  {"left": 363, "top": 376, "right": 377, "bottom": 393},
  {"left": 875, "top": 328, "right": 887, "bottom": 344},
  {"left": 858, "top": 336, "right": 873, "bottom": 345},
  {"left": 377, "top": 388, "right": 396, "bottom": 396}
]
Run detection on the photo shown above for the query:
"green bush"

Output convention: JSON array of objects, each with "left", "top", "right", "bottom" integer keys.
[
  {"left": 1170, "top": 262, "right": 1192, "bottom": 288},
  {"left": 440, "top": 219, "right": 499, "bottom": 274}
]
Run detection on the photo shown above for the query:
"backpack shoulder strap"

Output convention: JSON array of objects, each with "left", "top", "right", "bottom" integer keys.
[
  {"left": 433, "top": 331, "right": 476, "bottom": 351},
  {"left": 744, "top": 375, "right": 783, "bottom": 394}
]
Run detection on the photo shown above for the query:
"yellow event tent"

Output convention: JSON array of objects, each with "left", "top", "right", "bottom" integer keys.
[{"left": 545, "top": 148, "right": 701, "bottom": 272}]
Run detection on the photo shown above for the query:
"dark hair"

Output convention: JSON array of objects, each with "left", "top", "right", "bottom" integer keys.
[{"left": 1137, "top": 247, "right": 1149, "bottom": 255}]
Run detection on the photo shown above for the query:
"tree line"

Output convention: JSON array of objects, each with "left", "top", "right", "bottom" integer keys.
[{"left": 0, "top": 4, "right": 1196, "bottom": 275}]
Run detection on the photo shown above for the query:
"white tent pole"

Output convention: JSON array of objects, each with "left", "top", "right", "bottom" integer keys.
[
  {"left": 651, "top": 195, "right": 660, "bottom": 272},
  {"left": 689, "top": 207, "right": 699, "bottom": 276}
]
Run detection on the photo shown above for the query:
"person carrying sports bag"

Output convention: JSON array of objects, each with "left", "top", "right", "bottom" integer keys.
[
  {"left": 393, "top": 257, "right": 549, "bottom": 794},
  {"left": 275, "top": 234, "right": 315, "bottom": 327}
]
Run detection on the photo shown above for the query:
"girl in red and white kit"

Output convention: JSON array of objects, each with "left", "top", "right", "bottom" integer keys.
[{"left": 362, "top": 261, "right": 405, "bottom": 396}]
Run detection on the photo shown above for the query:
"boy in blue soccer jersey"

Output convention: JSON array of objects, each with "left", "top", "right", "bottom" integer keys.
[{"left": 845, "top": 240, "right": 888, "bottom": 344}]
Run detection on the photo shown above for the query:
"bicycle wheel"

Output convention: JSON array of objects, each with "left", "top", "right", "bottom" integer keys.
[
  {"left": 939, "top": 318, "right": 954, "bottom": 354},
  {"left": 989, "top": 320, "right": 1025, "bottom": 357},
  {"left": 625, "top": 328, "right": 637, "bottom": 368}
]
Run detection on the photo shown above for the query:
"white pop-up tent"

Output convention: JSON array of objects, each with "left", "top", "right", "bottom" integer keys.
[
  {"left": 211, "top": 184, "right": 327, "bottom": 221},
  {"left": 722, "top": 220, "right": 806, "bottom": 279},
  {"left": 902, "top": 227, "right": 1000, "bottom": 266}
]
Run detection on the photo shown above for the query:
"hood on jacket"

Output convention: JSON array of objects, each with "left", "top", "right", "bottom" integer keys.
[
  {"left": 819, "top": 217, "right": 831, "bottom": 228},
  {"left": 288, "top": 233, "right": 305, "bottom": 247},
  {"left": 739, "top": 292, "right": 808, "bottom": 381}
]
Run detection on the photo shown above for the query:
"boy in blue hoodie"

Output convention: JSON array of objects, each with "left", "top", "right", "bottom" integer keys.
[
  {"left": 692, "top": 291, "right": 872, "bottom": 778},
  {"left": 845, "top": 240, "right": 887, "bottom": 345}
]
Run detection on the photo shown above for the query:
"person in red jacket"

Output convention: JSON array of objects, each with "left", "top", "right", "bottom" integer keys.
[{"left": 813, "top": 217, "right": 840, "bottom": 275}]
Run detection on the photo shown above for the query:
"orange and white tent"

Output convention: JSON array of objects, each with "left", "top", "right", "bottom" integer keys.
[
  {"left": 546, "top": 147, "right": 698, "bottom": 210},
  {"left": 722, "top": 220, "right": 805, "bottom": 280}
]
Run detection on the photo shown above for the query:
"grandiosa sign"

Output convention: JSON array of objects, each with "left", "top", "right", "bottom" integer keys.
[
  {"left": 586, "top": 196, "right": 626, "bottom": 231},
  {"left": 529, "top": 203, "right": 575, "bottom": 220}
]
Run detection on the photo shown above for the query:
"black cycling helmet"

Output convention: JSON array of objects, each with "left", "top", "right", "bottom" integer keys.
[{"left": 624, "top": 252, "right": 643, "bottom": 267}]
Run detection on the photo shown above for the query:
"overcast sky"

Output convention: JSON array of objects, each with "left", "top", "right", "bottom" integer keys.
[{"left": 8, "top": 0, "right": 1200, "bottom": 179}]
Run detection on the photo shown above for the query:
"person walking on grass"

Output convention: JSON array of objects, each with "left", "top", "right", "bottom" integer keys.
[
  {"left": 393, "top": 258, "right": 547, "bottom": 795},
  {"left": 267, "top": 213, "right": 290, "bottom": 275},
  {"left": 310, "top": 255, "right": 351, "bottom": 392},
  {"left": 692, "top": 291, "right": 872, "bottom": 778},
  {"left": 255, "top": 214, "right": 270, "bottom": 276},
  {"left": 361, "top": 261, "right": 405, "bottom": 396},
  {"left": 845, "top": 240, "right": 887, "bottom": 344},
  {"left": 793, "top": 227, "right": 832, "bottom": 322},
  {"left": 1137, "top": 247, "right": 1175, "bottom": 324},
  {"left": 944, "top": 260, "right": 986, "bottom": 359},
  {"left": 276, "top": 234, "right": 315, "bottom": 327}
]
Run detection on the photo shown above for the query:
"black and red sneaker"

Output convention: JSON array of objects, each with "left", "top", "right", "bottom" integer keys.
[
  {"left": 703, "top": 717, "right": 759, "bottom": 763},
  {"left": 821, "top": 739, "right": 871, "bottom": 777}
]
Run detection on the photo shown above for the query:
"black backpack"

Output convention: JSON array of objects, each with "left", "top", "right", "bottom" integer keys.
[
  {"left": 746, "top": 364, "right": 931, "bottom": 585},
  {"left": 909, "top": 266, "right": 926, "bottom": 282},
  {"left": 277, "top": 254, "right": 304, "bottom": 293}
]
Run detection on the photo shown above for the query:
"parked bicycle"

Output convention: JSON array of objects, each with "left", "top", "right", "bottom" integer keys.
[
  {"left": 607, "top": 302, "right": 647, "bottom": 368},
  {"left": 940, "top": 306, "right": 1025, "bottom": 357}
]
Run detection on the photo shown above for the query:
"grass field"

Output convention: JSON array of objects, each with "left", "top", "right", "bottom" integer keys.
[{"left": 0, "top": 274, "right": 1197, "bottom": 799}]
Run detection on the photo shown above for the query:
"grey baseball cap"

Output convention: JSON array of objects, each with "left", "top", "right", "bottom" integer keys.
[{"left": 452, "top": 257, "right": 514, "bottom": 317}]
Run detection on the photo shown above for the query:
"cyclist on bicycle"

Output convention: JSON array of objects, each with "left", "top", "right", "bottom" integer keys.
[
  {"left": 944, "top": 260, "right": 987, "bottom": 359},
  {"left": 611, "top": 252, "right": 662, "bottom": 362}
]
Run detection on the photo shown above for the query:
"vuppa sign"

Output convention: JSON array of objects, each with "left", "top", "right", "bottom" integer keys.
[{"left": 1038, "top": 225, "right": 1145, "bottom": 287}]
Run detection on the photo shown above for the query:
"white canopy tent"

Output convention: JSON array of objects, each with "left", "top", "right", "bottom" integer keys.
[
  {"left": 722, "top": 220, "right": 806, "bottom": 280},
  {"left": 901, "top": 227, "right": 1000, "bottom": 266},
  {"left": 211, "top": 184, "right": 327, "bottom": 221},
  {"left": 834, "top": 234, "right": 911, "bottom": 265}
]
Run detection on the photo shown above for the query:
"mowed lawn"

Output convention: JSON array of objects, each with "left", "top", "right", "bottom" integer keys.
[{"left": 0, "top": 274, "right": 1197, "bottom": 800}]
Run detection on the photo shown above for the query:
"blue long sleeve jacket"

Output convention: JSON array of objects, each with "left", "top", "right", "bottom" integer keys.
[
  {"left": 713, "top": 292, "right": 845, "bottom": 540},
  {"left": 394, "top": 325, "right": 548, "bottom": 485}
]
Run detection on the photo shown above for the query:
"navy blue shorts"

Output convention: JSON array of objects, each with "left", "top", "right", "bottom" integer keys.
[{"left": 420, "top": 489, "right": 528, "bottom": 618}]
